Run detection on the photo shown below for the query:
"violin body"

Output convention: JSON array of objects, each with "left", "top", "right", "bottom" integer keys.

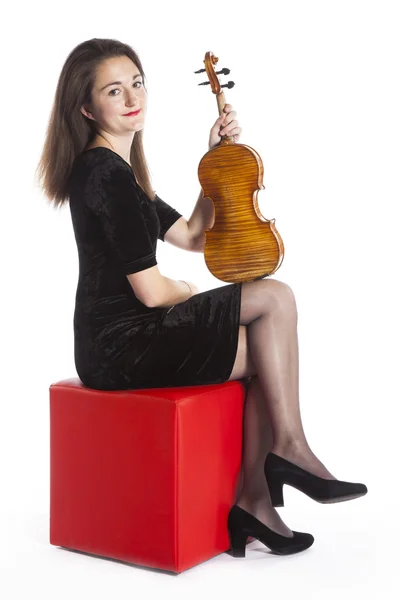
[
  {"left": 198, "top": 141, "right": 284, "bottom": 283},
  {"left": 196, "top": 51, "right": 285, "bottom": 283}
]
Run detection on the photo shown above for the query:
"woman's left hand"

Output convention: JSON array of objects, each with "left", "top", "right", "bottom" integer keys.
[{"left": 208, "top": 104, "right": 242, "bottom": 150}]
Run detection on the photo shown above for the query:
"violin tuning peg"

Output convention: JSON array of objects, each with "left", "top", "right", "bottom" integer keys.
[
  {"left": 198, "top": 81, "right": 211, "bottom": 86},
  {"left": 194, "top": 68, "right": 206, "bottom": 74},
  {"left": 216, "top": 68, "right": 230, "bottom": 75},
  {"left": 221, "top": 80, "right": 235, "bottom": 89}
]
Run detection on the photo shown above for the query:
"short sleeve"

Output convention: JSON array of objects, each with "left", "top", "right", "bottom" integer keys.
[
  {"left": 85, "top": 160, "right": 157, "bottom": 275},
  {"left": 153, "top": 194, "right": 183, "bottom": 241}
]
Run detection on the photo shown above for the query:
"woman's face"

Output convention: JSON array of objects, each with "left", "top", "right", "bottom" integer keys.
[{"left": 83, "top": 55, "right": 147, "bottom": 135}]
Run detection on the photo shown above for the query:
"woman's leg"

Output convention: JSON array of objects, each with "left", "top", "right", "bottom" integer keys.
[
  {"left": 230, "top": 278, "right": 334, "bottom": 476},
  {"left": 234, "top": 374, "right": 294, "bottom": 536},
  {"left": 227, "top": 279, "right": 336, "bottom": 533}
]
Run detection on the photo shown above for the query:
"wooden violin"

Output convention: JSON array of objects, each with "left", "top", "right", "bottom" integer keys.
[{"left": 196, "top": 51, "right": 285, "bottom": 283}]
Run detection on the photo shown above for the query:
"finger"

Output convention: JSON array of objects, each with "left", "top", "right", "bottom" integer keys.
[
  {"left": 230, "top": 127, "right": 242, "bottom": 139},
  {"left": 220, "top": 120, "right": 240, "bottom": 135},
  {"left": 218, "top": 105, "right": 233, "bottom": 125},
  {"left": 220, "top": 111, "right": 237, "bottom": 127},
  {"left": 214, "top": 113, "right": 226, "bottom": 127},
  {"left": 220, "top": 127, "right": 242, "bottom": 139}
]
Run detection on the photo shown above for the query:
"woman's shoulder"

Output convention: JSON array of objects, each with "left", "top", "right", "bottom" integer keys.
[
  {"left": 73, "top": 147, "right": 132, "bottom": 174},
  {"left": 69, "top": 147, "right": 146, "bottom": 212},
  {"left": 70, "top": 147, "right": 136, "bottom": 192}
]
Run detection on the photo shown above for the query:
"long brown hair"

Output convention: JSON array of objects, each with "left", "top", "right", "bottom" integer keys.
[{"left": 35, "top": 38, "right": 155, "bottom": 209}]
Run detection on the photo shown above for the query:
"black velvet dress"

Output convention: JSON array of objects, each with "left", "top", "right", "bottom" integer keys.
[{"left": 67, "top": 147, "right": 242, "bottom": 390}]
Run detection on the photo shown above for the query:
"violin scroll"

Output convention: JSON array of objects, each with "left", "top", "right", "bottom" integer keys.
[{"left": 195, "top": 51, "right": 235, "bottom": 144}]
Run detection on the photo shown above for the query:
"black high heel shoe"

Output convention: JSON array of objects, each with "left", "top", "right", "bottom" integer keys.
[
  {"left": 264, "top": 452, "right": 368, "bottom": 507},
  {"left": 227, "top": 504, "right": 314, "bottom": 557}
]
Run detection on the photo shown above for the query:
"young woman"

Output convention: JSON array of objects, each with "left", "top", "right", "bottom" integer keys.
[{"left": 37, "top": 38, "right": 367, "bottom": 559}]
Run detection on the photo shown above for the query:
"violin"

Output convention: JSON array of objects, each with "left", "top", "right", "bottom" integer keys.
[{"left": 196, "top": 51, "right": 285, "bottom": 283}]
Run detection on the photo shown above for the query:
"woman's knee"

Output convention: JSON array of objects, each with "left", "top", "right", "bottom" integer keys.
[
  {"left": 240, "top": 278, "right": 297, "bottom": 324},
  {"left": 264, "top": 279, "right": 297, "bottom": 313}
]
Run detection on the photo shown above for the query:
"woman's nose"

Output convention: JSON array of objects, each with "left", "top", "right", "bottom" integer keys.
[{"left": 125, "top": 89, "right": 140, "bottom": 106}]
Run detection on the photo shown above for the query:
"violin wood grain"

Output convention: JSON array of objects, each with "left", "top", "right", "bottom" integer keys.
[{"left": 198, "top": 143, "right": 285, "bottom": 283}]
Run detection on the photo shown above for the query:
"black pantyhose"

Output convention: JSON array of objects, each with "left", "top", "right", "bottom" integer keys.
[{"left": 234, "top": 279, "right": 336, "bottom": 536}]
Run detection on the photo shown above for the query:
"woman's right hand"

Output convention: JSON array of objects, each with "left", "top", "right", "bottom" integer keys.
[{"left": 186, "top": 281, "right": 200, "bottom": 297}]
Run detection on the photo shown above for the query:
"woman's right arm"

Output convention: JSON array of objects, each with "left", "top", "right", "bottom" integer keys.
[{"left": 127, "top": 265, "right": 199, "bottom": 308}]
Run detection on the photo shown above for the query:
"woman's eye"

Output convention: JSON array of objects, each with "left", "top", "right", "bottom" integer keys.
[{"left": 109, "top": 81, "right": 142, "bottom": 96}]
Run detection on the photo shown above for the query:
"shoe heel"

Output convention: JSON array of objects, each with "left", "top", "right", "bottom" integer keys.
[
  {"left": 268, "top": 478, "right": 284, "bottom": 507},
  {"left": 228, "top": 527, "right": 248, "bottom": 558}
]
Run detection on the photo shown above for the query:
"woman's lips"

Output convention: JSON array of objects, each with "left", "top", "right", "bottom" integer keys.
[{"left": 123, "top": 109, "right": 141, "bottom": 116}]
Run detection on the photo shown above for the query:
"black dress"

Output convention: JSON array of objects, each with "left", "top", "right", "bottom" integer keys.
[{"left": 67, "top": 147, "right": 242, "bottom": 390}]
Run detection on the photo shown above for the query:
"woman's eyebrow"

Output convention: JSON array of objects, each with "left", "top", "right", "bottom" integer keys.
[{"left": 100, "top": 74, "right": 142, "bottom": 91}]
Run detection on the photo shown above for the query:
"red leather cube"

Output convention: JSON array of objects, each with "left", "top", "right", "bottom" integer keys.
[{"left": 50, "top": 377, "right": 247, "bottom": 573}]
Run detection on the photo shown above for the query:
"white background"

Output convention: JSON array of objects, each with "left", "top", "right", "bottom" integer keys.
[{"left": 1, "top": 0, "right": 397, "bottom": 596}]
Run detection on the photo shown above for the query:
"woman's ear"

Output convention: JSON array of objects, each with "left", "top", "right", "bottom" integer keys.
[{"left": 80, "top": 105, "right": 94, "bottom": 120}]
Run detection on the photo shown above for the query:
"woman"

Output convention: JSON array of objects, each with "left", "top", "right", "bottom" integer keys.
[{"left": 36, "top": 38, "right": 367, "bottom": 559}]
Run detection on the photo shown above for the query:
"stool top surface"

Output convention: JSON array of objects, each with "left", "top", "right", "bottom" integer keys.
[{"left": 49, "top": 377, "right": 247, "bottom": 400}]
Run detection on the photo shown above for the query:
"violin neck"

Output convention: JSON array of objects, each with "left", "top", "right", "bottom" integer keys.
[
  {"left": 216, "top": 91, "right": 227, "bottom": 115},
  {"left": 216, "top": 91, "right": 235, "bottom": 144}
]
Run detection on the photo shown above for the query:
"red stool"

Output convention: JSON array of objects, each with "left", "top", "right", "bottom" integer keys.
[{"left": 49, "top": 377, "right": 248, "bottom": 573}]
